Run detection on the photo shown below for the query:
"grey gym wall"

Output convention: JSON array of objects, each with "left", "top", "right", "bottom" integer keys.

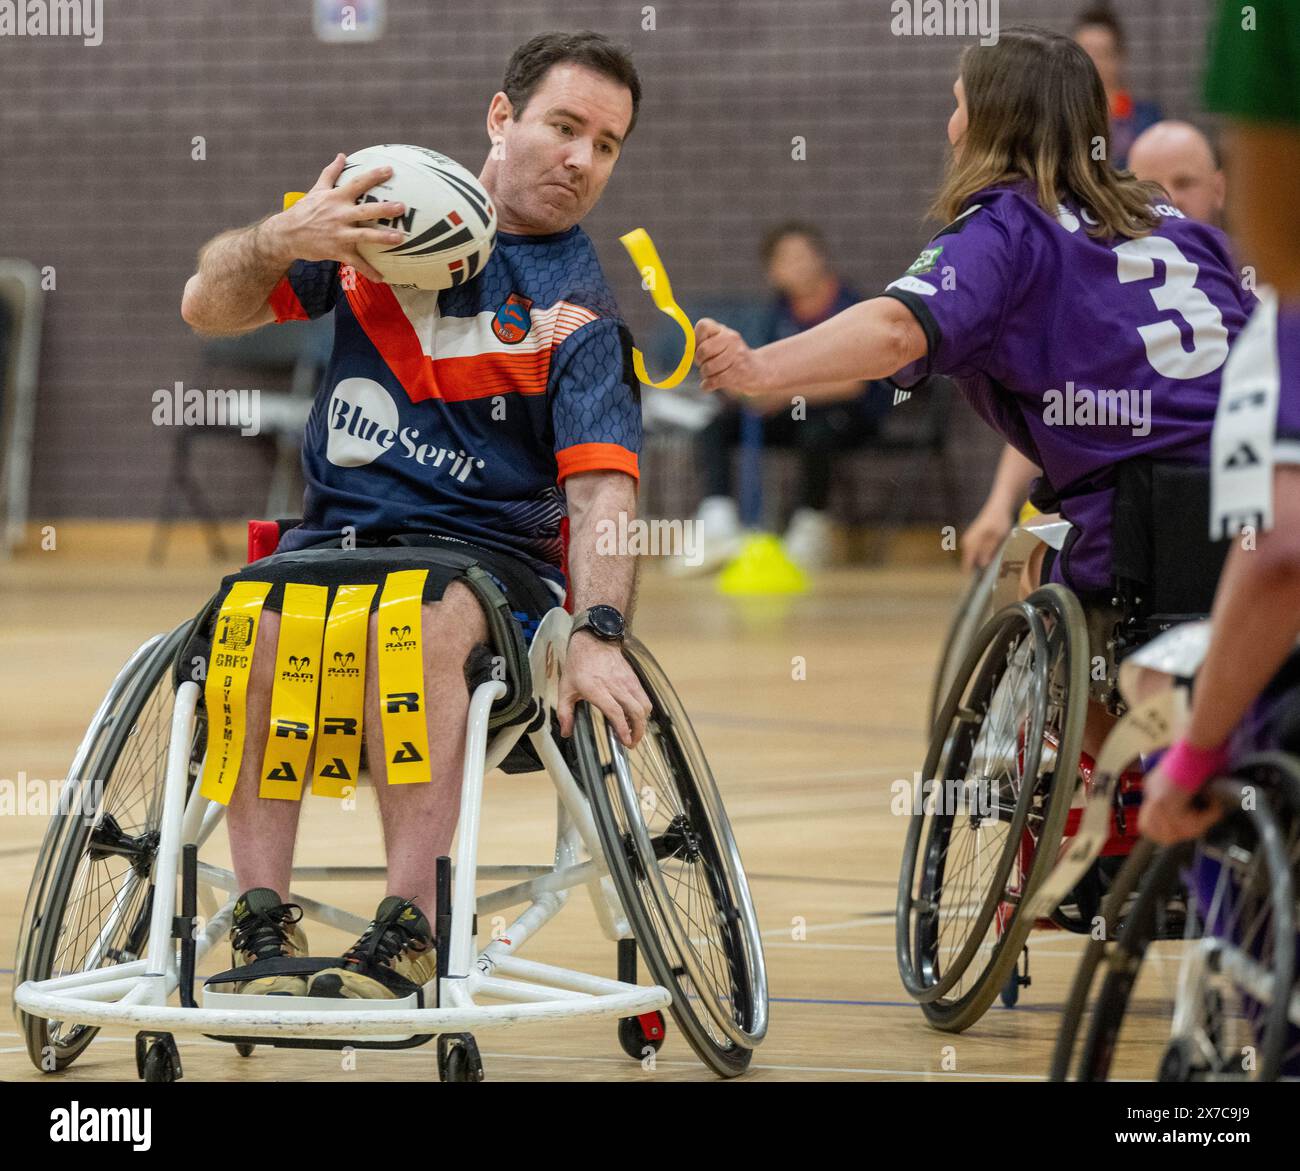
[{"left": 0, "top": 0, "right": 1214, "bottom": 526}]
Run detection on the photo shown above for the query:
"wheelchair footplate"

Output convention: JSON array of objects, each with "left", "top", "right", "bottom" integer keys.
[{"left": 201, "top": 957, "right": 432, "bottom": 1050}]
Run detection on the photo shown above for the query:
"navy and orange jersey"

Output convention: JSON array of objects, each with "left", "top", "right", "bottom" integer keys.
[{"left": 268, "top": 224, "right": 643, "bottom": 591}]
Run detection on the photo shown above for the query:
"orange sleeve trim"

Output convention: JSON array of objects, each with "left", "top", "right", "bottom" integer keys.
[
  {"left": 556, "top": 442, "right": 639, "bottom": 484},
  {"left": 269, "top": 276, "right": 308, "bottom": 323}
]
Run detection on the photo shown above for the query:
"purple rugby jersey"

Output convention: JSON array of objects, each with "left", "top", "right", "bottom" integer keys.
[{"left": 882, "top": 182, "right": 1256, "bottom": 593}]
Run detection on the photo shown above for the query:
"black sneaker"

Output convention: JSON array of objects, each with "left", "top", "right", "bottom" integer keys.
[
  {"left": 307, "top": 897, "right": 436, "bottom": 999},
  {"left": 229, "top": 888, "right": 309, "bottom": 996}
]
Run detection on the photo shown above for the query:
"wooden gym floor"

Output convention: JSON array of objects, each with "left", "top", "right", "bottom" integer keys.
[{"left": 0, "top": 524, "right": 1177, "bottom": 1082}]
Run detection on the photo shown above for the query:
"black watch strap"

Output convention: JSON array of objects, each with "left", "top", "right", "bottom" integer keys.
[{"left": 571, "top": 605, "right": 626, "bottom": 643}]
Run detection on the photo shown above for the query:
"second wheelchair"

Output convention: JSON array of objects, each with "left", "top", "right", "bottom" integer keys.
[{"left": 897, "top": 462, "right": 1227, "bottom": 1032}]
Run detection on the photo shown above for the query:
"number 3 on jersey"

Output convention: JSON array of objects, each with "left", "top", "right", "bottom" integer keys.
[{"left": 1114, "top": 236, "right": 1231, "bottom": 380}]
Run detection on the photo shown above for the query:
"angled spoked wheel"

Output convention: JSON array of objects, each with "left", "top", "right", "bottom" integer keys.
[
  {"left": 1057, "top": 759, "right": 1300, "bottom": 1081},
  {"left": 1050, "top": 838, "right": 1188, "bottom": 1080},
  {"left": 14, "top": 622, "right": 200, "bottom": 1072},
  {"left": 1048, "top": 838, "right": 1160, "bottom": 1079},
  {"left": 574, "top": 636, "right": 768, "bottom": 1078},
  {"left": 898, "top": 585, "right": 1089, "bottom": 1032},
  {"left": 928, "top": 556, "right": 999, "bottom": 734},
  {"left": 1150, "top": 763, "right": 1298, "bottom": 1081}
]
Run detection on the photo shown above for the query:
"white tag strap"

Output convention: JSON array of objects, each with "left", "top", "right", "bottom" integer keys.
[{"left": 1211, "top": 289, "right": 1280, "bottom": 539}]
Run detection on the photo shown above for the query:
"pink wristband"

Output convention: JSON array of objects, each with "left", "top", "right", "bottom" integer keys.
[{"left": 1160, "top": 738, "right": 1230, "bottom": 794}]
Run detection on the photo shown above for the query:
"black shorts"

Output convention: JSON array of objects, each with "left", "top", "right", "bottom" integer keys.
[{"left": 180, "top": 533, "right": 561, "bottom": 683}]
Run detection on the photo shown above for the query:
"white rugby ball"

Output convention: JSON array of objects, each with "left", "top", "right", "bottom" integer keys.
[{"left": 338, "top": 144, "right": 497, "bottom": 290}]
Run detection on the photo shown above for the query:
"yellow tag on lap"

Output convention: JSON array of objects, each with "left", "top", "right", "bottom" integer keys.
[
  {"left": 259, "top": 583, "right": 328, "bottom": 800},
  {"left": 312, "top": 584, "right": 376, "bottom": 798},
  {"left": 376, "top": 570, "right": 432, "bottom": 785},
  {"left": 200, "top": 582, "right": 271, "bottom": 805},
  {"left": 619, "top": 227, "right": 695, "bottom": 389}
]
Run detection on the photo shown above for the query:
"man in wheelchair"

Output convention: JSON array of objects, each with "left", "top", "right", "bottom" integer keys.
[{"left": 176, "top": 32, "right": 653, "bottom": 1001}]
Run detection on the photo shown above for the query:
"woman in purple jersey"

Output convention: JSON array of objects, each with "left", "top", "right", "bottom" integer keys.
[{"left": 692, "top": 26, "right": 1252, "bottom": 751}]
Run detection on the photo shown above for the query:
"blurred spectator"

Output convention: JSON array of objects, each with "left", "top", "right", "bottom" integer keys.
[
  {"left": 1128, "top": 121, "right": 1226, "bottom": 227},
  {"left": 1073, "top": 5, "right": 1163, "bottom": 169},
  {"left": 687, "top": 222, "right": 890, "bottom": 572}
]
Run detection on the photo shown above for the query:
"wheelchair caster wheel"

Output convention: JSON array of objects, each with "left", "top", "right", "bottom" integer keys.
[
  {"left": 617, "top": 1011, "right": 666, "bottom": 1060},
  {"left": 136, "top": 1032, "right": 182, "bottom": 1083},
  {"left": 1000, "top": 947, "right": 1031, "bottom": 1008},
  {"left": 234, "top": 1042, "right": 255, "bottom": 1058},
  {"left": 437, "top": 1033, "right": 484, "bottom": 1083},
  {"left": 1157, "top": 1038, "right": 1194, "bottom": 1082}
]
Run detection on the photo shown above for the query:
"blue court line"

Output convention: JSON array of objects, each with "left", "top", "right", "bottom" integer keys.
[{"left": 769, "top": 994, "right": 1066, "bottom": 1013}]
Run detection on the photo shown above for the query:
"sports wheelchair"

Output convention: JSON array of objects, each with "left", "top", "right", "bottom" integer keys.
[
  {"left": 927, "top": 554, "right": 999, "bottom": 735},
  {"left": 1049, "top": 624, "right": 1300, "bottom": 1081},
  {"left": 13, "top": 526, "right": 768, "bottom": 1081},
  {"left": 897, "top": 460, "right": 1230, "bottom": 1032}
]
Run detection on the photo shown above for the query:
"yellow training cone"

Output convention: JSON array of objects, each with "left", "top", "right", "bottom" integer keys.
[
  {"left": 283, "top": 191, "right": 307, "bottom": 210},
  {"left": 717, "top": 533, "right": 809, "bottom": 596},
  {"left": 619, "top": 227, "right": 694, "bottom": 389}
]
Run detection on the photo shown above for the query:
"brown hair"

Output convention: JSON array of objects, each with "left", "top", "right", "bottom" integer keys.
[
  {"left": 760, "top": 221, "right": 829, "bottom": 266},
  {"left": 1073, "top": 5, "right": 1126, "bottom": 55},
  {"left": 929, "top": 26, "right": 1164, "bottom": 239},
  {"left": 502, "top": 31, "right": 642, "bottom": 138}
]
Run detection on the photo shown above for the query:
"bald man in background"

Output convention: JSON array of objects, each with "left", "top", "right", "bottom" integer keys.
[
  {"left": 960, "top": 118, "right": 1231, "bottom": 571},
  {"left": 1128, "top": 119, "right": 1227, "bottom": 227}
]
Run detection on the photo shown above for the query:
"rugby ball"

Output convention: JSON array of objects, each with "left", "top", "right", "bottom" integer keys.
[{"left": 338, "top": 144, "right": 497, "bottom": 290}]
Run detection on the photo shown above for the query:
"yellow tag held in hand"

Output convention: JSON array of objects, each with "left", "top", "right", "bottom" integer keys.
[{"left": 619, "top": 228, "right": 695, "bottom": 389}]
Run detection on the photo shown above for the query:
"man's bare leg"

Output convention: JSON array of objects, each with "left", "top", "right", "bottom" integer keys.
[
  {"left": 225, "top": 611, "right": 306, "bottom": 903},
  {"left": 364, "top": 582, "right": 488, "bottom": 917}
]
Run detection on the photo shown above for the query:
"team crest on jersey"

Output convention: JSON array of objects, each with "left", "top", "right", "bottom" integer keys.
[
  {"left": 492, "top": 293, "right": 534, "bottom": 344},
  {"left": 907, "top": 246, "right": 943, "bottom": 276}
]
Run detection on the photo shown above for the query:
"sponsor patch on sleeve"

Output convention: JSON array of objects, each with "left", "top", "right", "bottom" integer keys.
[
  {"left": 906, "top": 246, "right": 944, "bottom": 276},
  {"left": 887, "top": 275, "right": 938, "bottom": 297}
]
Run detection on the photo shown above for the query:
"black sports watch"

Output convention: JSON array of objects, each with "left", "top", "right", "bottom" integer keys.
[{"left": 570, "top": 604, "right": 626, "bottom": 644}]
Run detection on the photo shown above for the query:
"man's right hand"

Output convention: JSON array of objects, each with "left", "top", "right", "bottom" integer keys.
[{"left": 259, "top": 154, "right": 407, "bottom": 283}]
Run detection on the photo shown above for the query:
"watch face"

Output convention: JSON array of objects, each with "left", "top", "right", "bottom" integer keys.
[{"left": 588, "top": 605, "right": 625, "bottom": 639}]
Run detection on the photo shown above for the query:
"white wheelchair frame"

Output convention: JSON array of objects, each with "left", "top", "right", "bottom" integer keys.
[{"left": 14, "top": 608, "right": 675, "bottom": 1047}]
